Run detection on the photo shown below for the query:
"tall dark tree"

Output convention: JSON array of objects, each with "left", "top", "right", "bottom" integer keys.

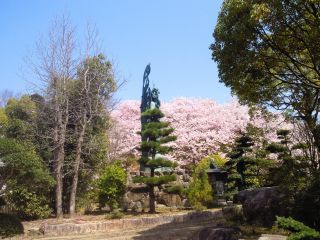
[
  {"left": 211, "top": 1, "right": 320, "bottom": 166},
  {"left": 225, "top": 133, "right": 258, "bottom": 199},
  {"left": 68, "top": 54, "right": 116, "bottom": 216},
  {"left": 0, "top": 96, "right": 55, "bottom": 219},
  {"left": 134, "top": 108, "right": 177, "bottom": 213},
  {"left": 266, "top": 129, "right": 308, "bottom": 190}
]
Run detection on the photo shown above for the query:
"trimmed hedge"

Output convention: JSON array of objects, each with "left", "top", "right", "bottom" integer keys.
[
  {"left": 0, "top": 213, "right": 24, "bottom": 238},
  {"left": 276, "top": 216, "right": 320, "bottom": 240}
]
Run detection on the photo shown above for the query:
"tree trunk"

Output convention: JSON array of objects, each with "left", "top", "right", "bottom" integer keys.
[
  {"left": 149, "top": 168, "right": 156, "bottom": 213},
  {"left": 54, "top": 106, "right": 66, "bottom": 219},
  {"left": 69, "top": 121, "right": 86, "bottom": 216},
  {"left": 54, "top": 146, "right": 64, "bottom": 219},
  {"left": 304, "top": 116, "right": 320, "bottom": 171},
  {"left": 149, "top": 185, "right": 156, "bottom": 213}
]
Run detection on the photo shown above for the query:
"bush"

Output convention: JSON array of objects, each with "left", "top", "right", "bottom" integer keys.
[
  {"left": 5, "top": 188, "right": 52, "bottom": 220},
  {"left": 292, "top": 177, "right": 320, "bottom": 231},
  {"left": 186, "top": 158, "right": 213, "bottom": 210},
  {"left": 203, "top": 154, "right": 227, "bottom": 169},
  {"left": 96, "top": 161, "right": 127, "bottom": 211},
  {"left": 276, "top": 216, "right": 320, "bottom": 240},
  {"left": 164, "top": 184, "right": 186, "bottom": 196},
  {"left": 0, "top": 213, "right": 24, "bottom": 238},
  {"left": 105, "top": 209, "right": 124, "bottom": 219}
]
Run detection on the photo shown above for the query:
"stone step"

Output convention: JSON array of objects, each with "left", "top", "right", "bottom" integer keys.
[{"left": 258, "top": 234, "right": 287, "bottom": 240}]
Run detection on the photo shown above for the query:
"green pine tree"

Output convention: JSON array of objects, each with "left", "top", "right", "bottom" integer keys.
[
  {"left": 134, "top": 108, "right": 177, "bottom": 213},
  {"left": 266, "top": 129, "right": 307, "bottom": 189},
  {"left": 225, "top": 133, "right": 257, "bottom": 200}
]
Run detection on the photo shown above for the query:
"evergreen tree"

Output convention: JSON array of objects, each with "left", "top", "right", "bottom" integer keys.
[
  {"left": 134, "top": 108, "right": 177, "bottom": 213},
  {"left": 266, "top": 129, "right": 307, "bottom": 189},
  {"left": 225, "top": 133, "right": 257, "bottom": 199}
]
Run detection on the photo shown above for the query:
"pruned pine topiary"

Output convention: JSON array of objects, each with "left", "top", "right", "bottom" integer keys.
[{"left": 134, "top": 107, "right": 177, "bottom": 213}]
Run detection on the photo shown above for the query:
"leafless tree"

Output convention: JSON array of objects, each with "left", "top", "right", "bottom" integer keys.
[
  {"left": 68, "top": 26, "right": 117, "bottom": 216},
  {"left": 28, "top": 15, "right": 77, "bottom": 218}
]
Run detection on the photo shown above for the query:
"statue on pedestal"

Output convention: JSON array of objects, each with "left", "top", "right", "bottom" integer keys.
[{"left": 140, "top": 64, "right": 162, "bottom": 171}]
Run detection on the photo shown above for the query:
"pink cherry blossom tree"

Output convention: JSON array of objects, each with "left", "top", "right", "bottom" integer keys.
[{"left": 110, "top": 98, "right": 291, "bottom": 167}]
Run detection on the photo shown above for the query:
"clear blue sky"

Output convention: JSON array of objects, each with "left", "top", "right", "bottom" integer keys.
[{"left": 0, "top": 0, "right": 232, "bottom": 103}]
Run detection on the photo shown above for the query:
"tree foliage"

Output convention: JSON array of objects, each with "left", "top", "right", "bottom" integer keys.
[
  {"left": 276, "top": 216, "right": 320, "bottom": 240},
  {"left": 0, "top": 138, "right": 54, "bottom": 219},
  {"left": 133, "top": 107, "right": 177, "bottom": 213},
  {"left": 225, "top": 127, "right": 275, "bottom": 199},
  {"left": 212, "top": 0, "right": 320, "bottom": 99},
  {"left": 186, "top": 157, "right": 213, "bottom": 210},
  {"left": 96, "top": 161, "right": 126, "bottom": 211},
  {"left": 225, "top": 133, "right": 256, "bottom": 198},
  {"left": 0, "top": 213, "right": 24, "bottom": 238},
  {"left": 67, "top": 53, "right": 116, "bottom": 215},
  {"left": 211, "top": 0, "right": 320, "bottom": 166},
  {"left": 111, "top": 98, "right": 290, "bottom": 166}
]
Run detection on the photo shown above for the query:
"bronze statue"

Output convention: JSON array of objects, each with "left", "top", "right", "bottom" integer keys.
[
  {"left": 140, "top": 64, "right": 161, "bottom": 171},
  {"left": 141, "top": 64, "right": 151, "bottom": 113},
  {"left": 141, "top": 64, "right": 161, "bottom": 113}
]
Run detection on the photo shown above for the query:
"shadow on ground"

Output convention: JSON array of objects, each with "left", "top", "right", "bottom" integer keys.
[{"left": 132, "top": 218, "right": 222, "bottom": 240}]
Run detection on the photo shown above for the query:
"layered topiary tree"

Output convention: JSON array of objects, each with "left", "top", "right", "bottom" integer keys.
[
  {"left": 225, "top": 133, "right": 257, "bottom": 199},
  {"left": 134, "top": 108, "right": 177, "bottom": 213}
]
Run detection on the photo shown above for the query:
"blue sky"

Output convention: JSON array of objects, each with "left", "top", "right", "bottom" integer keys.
[{"left": 0, "top": 0, "right": 231, "bottom": 103}]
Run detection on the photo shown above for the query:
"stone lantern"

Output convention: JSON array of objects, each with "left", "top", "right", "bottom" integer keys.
[{"left": 206, "top": 159, "right": 227, "bottom": 205}]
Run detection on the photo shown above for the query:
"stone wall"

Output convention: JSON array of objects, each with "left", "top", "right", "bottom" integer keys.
[
  {"left": 41, "top": 210, "right": 222, "bottom": 236},
  {"left": 124, "top": 169, "right": 191, "bottom": 212}
]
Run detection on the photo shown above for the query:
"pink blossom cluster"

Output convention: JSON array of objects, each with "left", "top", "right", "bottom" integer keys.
[{"left": 110, "top": 98, "right": 290, "bottom": 166}]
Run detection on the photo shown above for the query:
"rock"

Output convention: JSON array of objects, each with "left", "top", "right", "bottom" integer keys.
[
  {"left": 197, "top": 227, "right": 240, "bottom": 240},
  {"left": 131, "top": 201, "right": 143, "bottom": 212},
  {"left": 216, "top": 198, "right": 227, "bottom": 206},
  {"left": 222, "top": 205, "right": 243, "bottom": 221},
  {"left": 156, "top": 193, "right": 182, "bottom": 207},
  {"left": 183, "top": 174, "right": 191, "bottom": 182},
  {"left": 155, "top": 203, "right": 167, "bottom": 209},
  {"left": 127, "top": 184, "right": 148, "bottom": 193},
  {"left": 126, "top": 192, "right": 146, "bottom": 202},
  {"left": 176, "top": 169, "right": 184, "bottom": 175},
  {"left": 236, "top": 187, "right": 288, "bottom": 227},
  {"left": 182, "top": 199, "right": 191, "bottom": 208},
  {"left": 258, "top": 234, "right": 287, "bottom": 240}
]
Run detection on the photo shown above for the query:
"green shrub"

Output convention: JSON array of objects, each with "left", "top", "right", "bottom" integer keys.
[
  {"left": 5, "top": 188, "right": 52, "bottom": 220},
  {"left": 0, "top": 213, "right": 24, "bottom": 238},
  {"left": 96, "top": 161, "right": 127, "bottom": 211},
  {"left": 105, "top": 209, "right": 124, "bottom": 219},
  {"left": 186, "top": 158, "right": 213, "bottom": 210},
  {"left": 202, "top": 154, "right": 227, "bottom": 169},
  {"left": 164, "top": 184, "right": 186, "bottom": 196},
  {"left": 293, "top": 177, "right": 320, "bottom": 231},
  {"left": 276, "top": 216, "right": 320, "bottom": 240}
]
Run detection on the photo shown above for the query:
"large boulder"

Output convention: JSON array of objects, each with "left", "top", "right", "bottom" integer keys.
[
  {"left": 196, "top": 227, "right": 240, "bottom": 240},
  {"left": 123, "top": 184, "right": 149, "bottom": 212},
  {"left": 236, "top": 187, "right": 288, "bottom": 227},
  {"left": 222, "top": 205, "right": 243, "bottom": 221},
  {"left": 157, "top": 193, "right": 182, "bottom": 207}
]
